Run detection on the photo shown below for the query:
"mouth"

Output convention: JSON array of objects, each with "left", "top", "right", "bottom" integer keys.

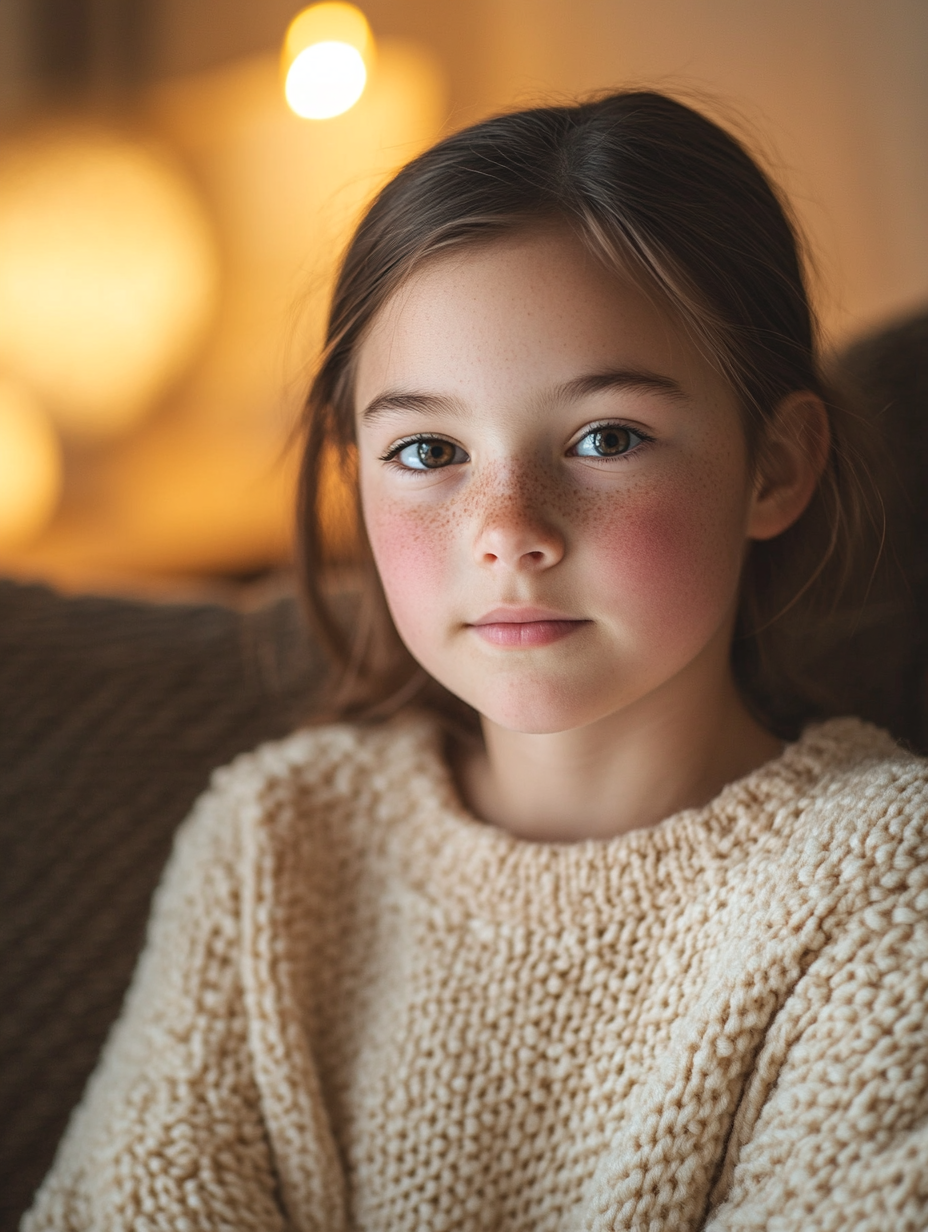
[{"left": 468, "top": 606, "right": 591, "bottom": 648}]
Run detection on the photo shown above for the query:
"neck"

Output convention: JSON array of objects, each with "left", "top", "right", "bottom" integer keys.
[{"left": 455, "top": 650, "right": 782, "bottom": 844}]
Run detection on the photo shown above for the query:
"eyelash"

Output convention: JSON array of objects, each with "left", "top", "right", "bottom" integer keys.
[
  {"left": 380, "top": 422, "right": 655, "bottom": 470},
  {"left": 380, "top": 435, "right": 469, "bottom": 471},
  {"left": 569, "top": 421, "right": 655, "bottom": 460}
]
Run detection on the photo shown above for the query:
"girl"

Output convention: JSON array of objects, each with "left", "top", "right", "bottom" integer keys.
[{"left": 26, "top": 92, "right": 928, "bottom": 1232}]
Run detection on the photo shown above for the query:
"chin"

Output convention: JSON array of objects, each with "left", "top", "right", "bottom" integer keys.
[
  {"left": 462, "top": 676, "right": 608, "bottom": 736},
  {"left": 490, "top": 714, "right": 581, "bottom": 736}
]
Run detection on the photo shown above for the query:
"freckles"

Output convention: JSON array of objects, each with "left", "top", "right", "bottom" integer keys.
[{"left": 460, "top": 459, "right": 571, "bottom": 525}]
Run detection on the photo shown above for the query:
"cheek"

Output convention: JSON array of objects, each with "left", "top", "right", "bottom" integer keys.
[
  {"left": 363, "top": 497, "right": 457, "bottom": 639},
  {"left": 584, "top": 470, "right": 747, "bottom": 635}
]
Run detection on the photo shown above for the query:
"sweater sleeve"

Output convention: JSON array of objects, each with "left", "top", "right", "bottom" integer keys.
[
  {"left": 22, "top": 771, "right": 288, "bottom": 1232},
  {"left": 706, "top": 889, "right": 928, "bottom": 1231}
]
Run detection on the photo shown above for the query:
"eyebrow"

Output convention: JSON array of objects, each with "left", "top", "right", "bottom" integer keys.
[
  {"left": 361, "top": 391, "right": 465, "bottom": 423},
  {"left": 559, "top": 368, "right": 687, "bottom": 401},
  {"left": 360, "top": 368, "right": 685, "bottom": 423}
]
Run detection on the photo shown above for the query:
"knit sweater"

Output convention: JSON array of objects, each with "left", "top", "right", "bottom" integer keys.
[{"left": 23, "top": 713, "right": 928, "bottom": 1232}]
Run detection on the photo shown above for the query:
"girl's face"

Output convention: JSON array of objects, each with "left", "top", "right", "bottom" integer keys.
[{"left": 355, "top": 229, "right": 761, "bottom": 735}]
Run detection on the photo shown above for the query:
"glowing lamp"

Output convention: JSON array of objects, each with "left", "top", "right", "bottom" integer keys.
[
  {"left": 282, "top": 3, "right": 373, "bottom": 120},
  {"left": 0, "top": 128, "right": 218, "bottom": 440},
  {"left": 0, "top": 378, "right": 62, "bottom": 547}
]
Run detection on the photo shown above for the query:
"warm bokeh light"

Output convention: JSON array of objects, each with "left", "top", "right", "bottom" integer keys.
[
  {"left": 0, "top": 127, "right": 218, "bottom": 440},
  {"left": 2, "top": 37, "right": 446, "bottom": 589},
  {"left": 284, "top": 2, "right": 372, "bottom": 65},
  {"left": 0, "top": 377, "right": 62, "bottom": 548},
  {"left": 282, "top": 3, "right": 373, "bottom": 120},
  {"left": 286, "top": 41, "right": 367, "bottom": 119}
]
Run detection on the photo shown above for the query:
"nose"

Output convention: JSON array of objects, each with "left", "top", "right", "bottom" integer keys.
[{"left": 472, "top": 466, "right": 565, "bottom": 572}]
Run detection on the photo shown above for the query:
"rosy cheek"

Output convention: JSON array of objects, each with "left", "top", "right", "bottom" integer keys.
[
  {"left": 364, "top": 500, "right": 454, "bottom": 638},
  {"left": 584, "top": 475, "right": 744, "bottom": 635}
]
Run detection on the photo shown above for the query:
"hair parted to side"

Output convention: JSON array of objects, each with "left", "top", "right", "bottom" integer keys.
[{"left": 297, "top": 89, "right": 881, "bottom": 738}]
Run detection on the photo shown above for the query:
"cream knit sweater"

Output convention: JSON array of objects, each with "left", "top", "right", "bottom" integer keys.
[{"left": 24, "top": 714, "right": 928, "bottom": 1232}]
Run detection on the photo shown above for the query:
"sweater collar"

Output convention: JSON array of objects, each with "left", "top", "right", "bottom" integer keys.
[{"left": 368, "top": 712, "right": 900, "bottom": 928}]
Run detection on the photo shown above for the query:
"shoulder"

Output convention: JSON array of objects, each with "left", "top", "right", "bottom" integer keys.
[
  {"left": 723, "top": 716, "right": 927, "bottom": 861},
  {"left": 713, "top": 718, "right": 927, "bottom": 928},
  {"left": 200, "top": 709, "right": 444, "bottom": 847},
  {"left": 148, "top": 713, "right": 444, "bottom": 949},
  {"left": 211, "top": 708, "right": 440, "bottom": 799},
  {"left": 753, "top": 717, "right": 928, "bottom": 934},
  {"left": 783, "top": 717, "right": 928, "bottom": 839}
]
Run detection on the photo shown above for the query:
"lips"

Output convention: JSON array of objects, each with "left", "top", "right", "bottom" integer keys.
[{"left": 468, "top": 607, "right": 590, "bottom": 648}]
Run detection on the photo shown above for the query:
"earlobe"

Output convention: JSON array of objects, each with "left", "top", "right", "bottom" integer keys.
[{"left": 747, "top": 390, "right": 831, "bottom": 541}]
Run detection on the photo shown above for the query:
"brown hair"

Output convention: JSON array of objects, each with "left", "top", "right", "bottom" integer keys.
[{"left": 297, "top": 90, "right": 880, "bottom": 737}]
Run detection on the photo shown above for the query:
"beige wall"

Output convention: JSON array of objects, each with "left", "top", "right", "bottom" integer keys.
[{"left": 464, "top": 0, "right": 928, "bottom": 345}]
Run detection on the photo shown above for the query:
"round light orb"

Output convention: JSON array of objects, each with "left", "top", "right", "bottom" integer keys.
[
  {"left": 284, "top": 3, "right": 372, "bottom": 65},
  {"left": 0, "top": 127, "right": 218, "bottom": 440},
  {"left": 285, "top": 40, "right": 368, "bottom": 119},
  {"left": 0, "top": 377, "right": 62, "bottom": 548}
]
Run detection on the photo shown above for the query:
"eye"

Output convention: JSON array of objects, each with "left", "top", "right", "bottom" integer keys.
[
  {"left": 388, "top": 436, "right": 469, "bottom": 471},
  {"left": 569, "top": 423, "right": 649, "bottom": 459}
]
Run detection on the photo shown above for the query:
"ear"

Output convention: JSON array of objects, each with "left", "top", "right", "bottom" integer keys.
[{"left": 747, "top": 390, "right": 831, "bottom": 541}]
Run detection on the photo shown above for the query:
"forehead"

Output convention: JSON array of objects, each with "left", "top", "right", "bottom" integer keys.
[{"left": 353, "top": 229, "right": 717, "bottom": 413}]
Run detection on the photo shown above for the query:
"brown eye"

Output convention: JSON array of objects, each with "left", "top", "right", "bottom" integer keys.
[
  {"left": 391, "top": 437, "right": 469, "bottom": 470},
  {"left": 418, "top": 439, "right": 457, "bottom": 468},
  {"left": 572, "top": 424, "right": 640, "bottom": 458},
  {"left": 592, "top": 427, "right": 630, "bottom": 456}
]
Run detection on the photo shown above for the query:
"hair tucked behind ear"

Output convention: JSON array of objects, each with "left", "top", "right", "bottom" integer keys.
[{"left": 296, "top": 89, "right": 884, "bottom": 737}]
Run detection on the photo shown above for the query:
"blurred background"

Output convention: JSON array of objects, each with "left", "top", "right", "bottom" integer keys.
[{"left": 0, "top": 0, "right": 925, "bottom": 596}]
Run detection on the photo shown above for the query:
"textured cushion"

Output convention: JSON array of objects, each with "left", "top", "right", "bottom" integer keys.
[
  {"left": 0, "top": 580, "right": 326, "bottom": 1229},
  {"left": 838, "top": 308, "right": 928, "bottom": 608},
  {"left": 822, "top": 309, "right": 928, "bottom": 751}
]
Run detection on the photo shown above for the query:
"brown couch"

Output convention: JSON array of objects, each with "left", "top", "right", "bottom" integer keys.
[{"left": 0, "top": 585, "right": 328, "bottom": 1227}]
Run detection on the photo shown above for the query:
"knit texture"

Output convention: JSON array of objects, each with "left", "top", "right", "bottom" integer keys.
[
  {"left": 24, "top": 713, "right": 928, "bottom": 1232},
  {"left": 0, "top": 579, "right": 326, "bottom": 1231}
]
